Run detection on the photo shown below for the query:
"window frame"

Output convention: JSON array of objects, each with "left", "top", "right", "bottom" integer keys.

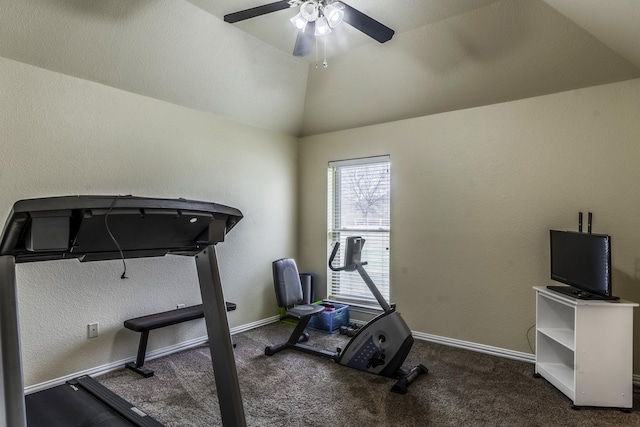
[{"left": 327, "top": 155, "right": 391, "bottom": 305}]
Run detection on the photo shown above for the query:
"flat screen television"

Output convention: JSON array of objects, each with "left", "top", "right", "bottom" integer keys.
[{"left": 548, "top": 230, "right": 617, "bottom": 300}]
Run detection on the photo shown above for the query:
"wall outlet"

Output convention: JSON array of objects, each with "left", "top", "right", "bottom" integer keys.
[
  {"left": 88, "top": 323, "right": 99, "bottom": 339},
  {"left": 177, "top": 303, "right": 186, "bottom": 309}
]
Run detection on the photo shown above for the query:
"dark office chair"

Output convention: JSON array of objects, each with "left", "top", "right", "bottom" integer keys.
[{"left": 264, "top": 258, "right": 326, "bottom": 356}]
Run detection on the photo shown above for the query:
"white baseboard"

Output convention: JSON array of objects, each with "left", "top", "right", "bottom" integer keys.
[
  {"left": 412, "top": 331, "right": 536, "bottom": 364},
  {"left": 24, "top": 334, "right": 211, "bottom": 395},
  {"left": 25, "top": 315, "right": 281, "bottom": 395},
  {"left": 412, "top": 331, "right": 640, "bottom": 387},
  {"left": 25, "top": 315, "right": 640, "bottom": 393},
  {"left": 231, "top": 315, "right": 280, "bottom": 334}
]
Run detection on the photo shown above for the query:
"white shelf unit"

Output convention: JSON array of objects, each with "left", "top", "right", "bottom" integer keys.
[{"left": 534, "top": 286, "right": 638, "bottom": 409}]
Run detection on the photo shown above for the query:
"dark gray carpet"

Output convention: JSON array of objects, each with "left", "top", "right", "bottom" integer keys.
[{"left": 98, "top": 322, "right": 639, "bottom": 426}]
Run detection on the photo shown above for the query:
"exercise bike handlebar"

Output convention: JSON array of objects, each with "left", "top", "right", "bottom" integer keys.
[
  {"left": 328, "top": 241, "right": 367, "bottom": 272},
  {"left": 328, "top": 239, "right": 390, "bottom": 312},
  {"left": 328, "top": 242, "right": 344, "bottom": 271}
]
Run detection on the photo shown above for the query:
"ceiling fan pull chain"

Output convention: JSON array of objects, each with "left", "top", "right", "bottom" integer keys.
[
  {"left": 323, "top": 35, "right": 328, "bottom": 68},
  {"left": 315, "top": 35, "right": 319, "bottom": 68}
]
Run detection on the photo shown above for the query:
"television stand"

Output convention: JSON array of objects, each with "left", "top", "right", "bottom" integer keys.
[
  {"left": 534, "top": 286, "right": 637, "bottom": 409},
  {"left": 546, "top": 285, "right": 619, "bottom": 301}
]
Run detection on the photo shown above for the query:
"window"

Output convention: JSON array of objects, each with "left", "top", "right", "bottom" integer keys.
[{"left": 328, "top": 155, "right": 390, "bottom": 304}]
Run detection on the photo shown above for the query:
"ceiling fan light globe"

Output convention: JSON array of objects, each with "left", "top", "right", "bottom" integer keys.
[
  {"left": 324, "top": 2, "right": 344, "bottom": 28},
  {"left": 290, "top": 12, "right": 308, "bottom": 32},
  {"left": 300, "top": 1, "right": 319, "bottom": 22},
  {"left": 314, "top": 16, "right": 332, "bottom": 36}
]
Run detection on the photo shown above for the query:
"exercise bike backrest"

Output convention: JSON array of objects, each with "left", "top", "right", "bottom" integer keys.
[{"left": 329, "top": 236, "right": 368, "bottom": 272}]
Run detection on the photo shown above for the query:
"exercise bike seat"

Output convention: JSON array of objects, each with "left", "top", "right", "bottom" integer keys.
[
  {"left": 272, "top": 258, "right": 324, "bottom": 318},
  {"left": 287, "top": 304, "right": 325, "bottom": 318}
]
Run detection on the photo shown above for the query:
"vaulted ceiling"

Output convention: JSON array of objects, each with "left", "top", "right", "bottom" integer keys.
[
  {"left": 1, "top": 0, "right": 639, "bottom": 137},
  {"left": 191, "top": 0, "right": 503, "bottom": 61}
]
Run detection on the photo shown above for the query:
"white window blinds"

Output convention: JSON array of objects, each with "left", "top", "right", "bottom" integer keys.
[{"left": 328, "top": 155, "right": 390, "bottom": 304}]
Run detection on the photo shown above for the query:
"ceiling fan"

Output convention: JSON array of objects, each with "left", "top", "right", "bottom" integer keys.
[{"left": 224, "top": 0, "right": 395, "bottom": 58}]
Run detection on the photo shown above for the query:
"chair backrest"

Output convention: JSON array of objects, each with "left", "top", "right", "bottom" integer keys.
[{"left": 272, "top": 258, "right": 303, "bottom": 308}]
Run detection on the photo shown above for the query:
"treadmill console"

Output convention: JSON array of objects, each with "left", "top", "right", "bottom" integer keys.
[{"left": 0, "top": 195, "right": 243, "bottom": 263}]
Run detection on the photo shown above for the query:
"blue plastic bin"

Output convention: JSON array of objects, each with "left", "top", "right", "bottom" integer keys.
[{"left": 307, "top": 303, "right": 349, "bottom": 334}]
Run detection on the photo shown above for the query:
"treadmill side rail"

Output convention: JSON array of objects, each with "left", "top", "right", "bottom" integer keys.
[
  {"left": 196, "top": 246, "right": 247, "bottom": 427},
  {"left": 0, "top": 255, "right": 27, "bottom": 427},
  {"left": 72, "top": 376, "right": 164, "bottom": 426}
]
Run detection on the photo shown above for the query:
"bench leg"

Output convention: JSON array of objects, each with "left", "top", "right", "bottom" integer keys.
[{"left": 125, "top": 331, "right": 154, "bottom": 378}]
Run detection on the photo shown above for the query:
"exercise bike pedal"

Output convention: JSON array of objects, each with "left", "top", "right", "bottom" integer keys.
[{"left": 298, "top": 332, "right": 310, "bottom": 343}]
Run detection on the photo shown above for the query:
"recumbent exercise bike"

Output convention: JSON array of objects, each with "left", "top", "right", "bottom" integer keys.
[{"left": 265, "top": 236, "right": 427, "bottom": 394}]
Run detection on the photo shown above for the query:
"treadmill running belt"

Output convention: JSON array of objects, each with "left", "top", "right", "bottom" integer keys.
[{"left": 26, "top": 376, "right": 162, "bottom": 427}]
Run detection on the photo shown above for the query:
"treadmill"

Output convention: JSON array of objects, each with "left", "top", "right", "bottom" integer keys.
[{"left": 0, "top": 195, "right": 246, "bottom": 427}]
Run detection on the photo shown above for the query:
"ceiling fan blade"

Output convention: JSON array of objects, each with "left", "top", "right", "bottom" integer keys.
[
  {"left": 293, "top": 22, "right": 315, "bottom": 57},
  {"left": 342, "top": 3, "right": 394, "bottom": 43},
  {"left": 224, "top": 1, "right": 291, "bottom": 24}
]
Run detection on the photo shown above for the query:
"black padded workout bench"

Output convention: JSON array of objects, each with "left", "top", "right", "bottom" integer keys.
[{"left": 124, "top": 302, "right": 237, "bottom": 377}]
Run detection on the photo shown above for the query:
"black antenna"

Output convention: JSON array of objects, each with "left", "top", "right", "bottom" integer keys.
[
  {"left": 588, "top": 212, "right": 593, "bottom": 234},
  {"left": 578, "top": 212, "right": 583, "bottom": 233}
]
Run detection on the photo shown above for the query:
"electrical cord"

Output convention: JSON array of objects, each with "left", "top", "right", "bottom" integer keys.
[
  {"left": 526, "top": 323, "right": 536, "bottom": 354},
  {"left": 104, "top": 196, "right": 128, "bottom": 279}
]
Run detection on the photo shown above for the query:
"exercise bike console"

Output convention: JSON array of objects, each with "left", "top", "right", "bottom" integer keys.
[{"left": 328, "top": 236, "right": 367, "bottom": 272}]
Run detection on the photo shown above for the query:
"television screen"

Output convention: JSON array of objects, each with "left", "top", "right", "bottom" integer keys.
[{"left": 549, "top": 230, "right": 614, "bottom": 299}]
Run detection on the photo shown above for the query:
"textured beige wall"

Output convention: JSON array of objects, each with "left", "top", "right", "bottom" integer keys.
[
  {"left": 0, "top": 56, "right": 298, "bottom": 386},
  {"left": 298, "top": 78, "right": 640, "bottom": 370}
]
